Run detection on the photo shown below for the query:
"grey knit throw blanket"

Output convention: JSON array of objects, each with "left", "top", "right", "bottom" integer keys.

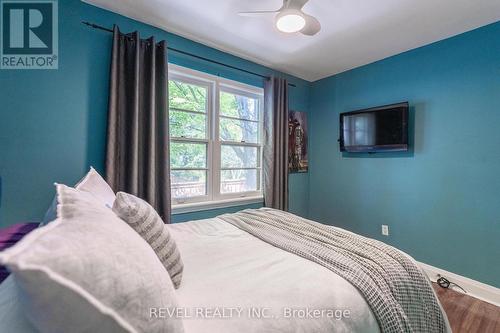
[{"left": 219, "top": 208, "right": 447, "bottom": 333}]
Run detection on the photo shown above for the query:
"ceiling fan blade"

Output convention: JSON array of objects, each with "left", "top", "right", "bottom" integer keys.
[
  {"left": 300, "top": 14, "right": 321, "bottom": 36},
  {"left": 238, "top": 10, "right": 279, "bottom": 17},
  {"left": 286, "top": 0, "right": 309, "bottom": 10}
]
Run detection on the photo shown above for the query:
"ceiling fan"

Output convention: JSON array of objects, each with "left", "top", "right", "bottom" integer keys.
[{"left": 238, "top": 0, "right": 321, "bottom": 36}]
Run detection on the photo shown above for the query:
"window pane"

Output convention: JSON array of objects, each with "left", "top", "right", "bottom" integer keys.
[
  {"left": 220, "top": 118, "right": 259, "bottom": 143},
  {"left": 221, "top": 169, "right": 258, "bottom": 194},
  {"left": 168, "top": 80, "right": 207, "bottom": 112},
  {"left": 220, "top": 91, "right": 258, "bottom": 120},
  {"left": 170, "top": 142, "right": 206, "bottom": 168},
  {"left": 170, "top": 110, "right": 206, "bottom": 139},
  {"left": 221, "top": 145, "right": 258, "bottom": 168},
  {"left": 171, "top": 170, "right": 206, "bottom": 199}
]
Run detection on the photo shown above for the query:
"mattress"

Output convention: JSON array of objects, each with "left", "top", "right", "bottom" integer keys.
[{"left": 169, "top": 217, "right": 380, "bottom": 333}]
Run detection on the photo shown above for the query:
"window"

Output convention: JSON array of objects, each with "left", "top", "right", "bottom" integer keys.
[{"left": 169, "top": 65, "right": 264, "bottom": 210}]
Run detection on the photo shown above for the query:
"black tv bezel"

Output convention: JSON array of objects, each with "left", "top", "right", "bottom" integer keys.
[{"left": 339, "top": 102, "right": 409, "bottom": 153}]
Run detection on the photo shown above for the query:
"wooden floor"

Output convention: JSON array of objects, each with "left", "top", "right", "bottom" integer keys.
[{"left": 433, "top": 283, "right": 500, "bottom": 333}]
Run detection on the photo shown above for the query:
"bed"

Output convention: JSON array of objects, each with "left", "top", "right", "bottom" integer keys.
[{"left": 0, "top": 211, "right": 451, "bottom": 333}]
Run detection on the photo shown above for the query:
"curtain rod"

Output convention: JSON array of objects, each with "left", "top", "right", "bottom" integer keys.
[{"left": 81, "top": 21, "right": 296, "bottom": 87}]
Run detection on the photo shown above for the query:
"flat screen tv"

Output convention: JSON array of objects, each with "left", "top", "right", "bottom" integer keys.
[{"left": 339, "top": 102, "right": 409, "bottom": 152}]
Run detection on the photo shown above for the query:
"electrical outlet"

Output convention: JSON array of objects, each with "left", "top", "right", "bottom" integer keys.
[{"left": 381, "top": 225, "right": 389, "bottom": 236}]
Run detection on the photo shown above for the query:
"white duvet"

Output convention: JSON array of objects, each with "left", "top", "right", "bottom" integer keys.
[{"left": 169, "top": 217, "right": 380, "bottom": 333}]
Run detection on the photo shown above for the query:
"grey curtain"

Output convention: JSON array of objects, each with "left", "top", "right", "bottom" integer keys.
[
  {"left": 105, "top": 25, "right": 171, "bottom": 222},
  {"left": 263, "top": 77, "right": 289, "bottom": 211}
]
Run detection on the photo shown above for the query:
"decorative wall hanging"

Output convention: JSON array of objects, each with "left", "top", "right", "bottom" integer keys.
[{"left": 288, "top": 111, "right": 308, "bottom": 173}]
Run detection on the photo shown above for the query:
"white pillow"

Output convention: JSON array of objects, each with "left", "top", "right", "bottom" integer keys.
[
  {"left": 41, "top": 167, "right": 115, "bottom": 225},
  {"left": 0, "top": 185, "right": 183, "bottom": 333},
  {"left": 75, "top": 167, "right": 116, "bottom": 208}
]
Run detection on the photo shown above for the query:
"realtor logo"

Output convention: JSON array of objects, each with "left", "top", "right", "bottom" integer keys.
[{"left": 1, "top": 0, "right": 58, "bottom": 69}]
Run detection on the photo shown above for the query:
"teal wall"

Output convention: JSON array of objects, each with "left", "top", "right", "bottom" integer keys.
[
  {"left": 309, "top": 21, "right": 500, "bottom": 287},
  {"left": 0, "top": 0, "right": 310, "bottom": 227}
]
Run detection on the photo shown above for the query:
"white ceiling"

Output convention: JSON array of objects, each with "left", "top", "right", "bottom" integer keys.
[{"left": 83, "top": 0, "right": 500, "bottom": 82}]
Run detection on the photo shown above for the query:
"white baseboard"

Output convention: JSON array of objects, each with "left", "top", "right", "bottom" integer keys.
[{"left": 418, "top": 261, "right": 500, "bottom": 307}]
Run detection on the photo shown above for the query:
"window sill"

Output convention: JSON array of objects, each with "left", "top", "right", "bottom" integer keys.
[{"left": 172, "top": 196, "right": 264, "bottom": 215}]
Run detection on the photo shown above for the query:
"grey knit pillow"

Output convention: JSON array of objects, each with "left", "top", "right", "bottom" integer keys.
[{"left": 112, "top": 192, "right": 183, "bottom": 288}]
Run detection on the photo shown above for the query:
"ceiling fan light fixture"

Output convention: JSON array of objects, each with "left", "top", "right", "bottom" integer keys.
[{"left": 275, "top": 10, "right": 306, "bottom": 33}]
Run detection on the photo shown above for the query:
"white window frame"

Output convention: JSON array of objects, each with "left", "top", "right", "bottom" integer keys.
[{"left": 169, "top": 64, "right": 264, "bottom": 214}]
